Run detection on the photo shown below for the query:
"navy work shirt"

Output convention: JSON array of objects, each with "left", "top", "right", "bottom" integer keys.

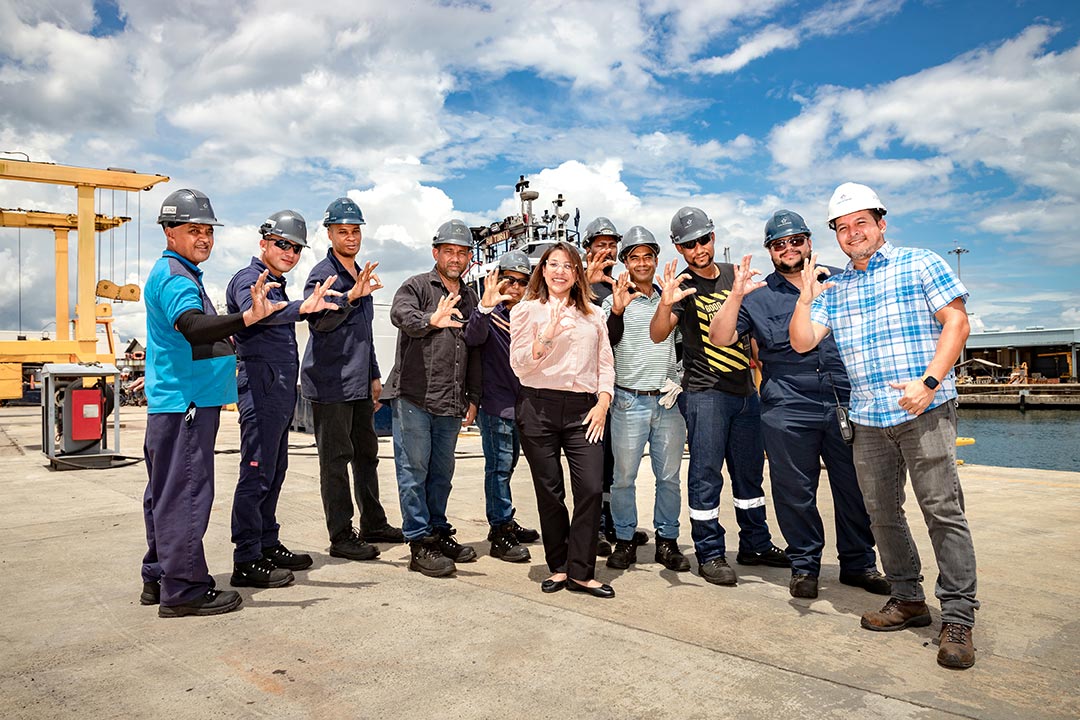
[
  {"left": 226, "top": 257, "right": 303, "bottom": 363},
  {"left": 300, "top": 249, "right": 381, "bottom": 404},
  {"left": 736, "top": 268, "right": 851, "bottom": 409},
  {"left": 463, "top": 301, "right": 520, "bottom": 420}
]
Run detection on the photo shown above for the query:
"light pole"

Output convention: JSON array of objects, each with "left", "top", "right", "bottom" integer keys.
[{"left": 949, "top": 244, "right": 969, "bottom": 280}]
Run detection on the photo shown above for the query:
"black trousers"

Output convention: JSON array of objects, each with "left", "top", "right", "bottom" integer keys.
[
  {"left": 311, "top": 399, "right": 388, "bottom": 543},
  {"left": 516, "top": 387, "right": 604, "bottom": 581}
]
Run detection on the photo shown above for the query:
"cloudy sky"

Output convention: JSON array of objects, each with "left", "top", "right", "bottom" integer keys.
[{"left": 1, "top": 0, "right": 1079, "bottom": 344}]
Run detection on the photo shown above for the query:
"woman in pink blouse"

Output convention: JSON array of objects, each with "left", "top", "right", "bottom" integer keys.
[{"left": 509, "top": 242, "right": 616, "bottom": 598}]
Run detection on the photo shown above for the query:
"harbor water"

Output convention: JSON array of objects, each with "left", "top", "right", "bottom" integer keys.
[{"left": 956, "top": 407, "right": 1080, "bottom": 472}]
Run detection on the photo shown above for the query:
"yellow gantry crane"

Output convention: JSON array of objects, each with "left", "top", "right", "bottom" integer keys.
[{"left": 0, "top": 159, "right": 169, "bottom": 399}]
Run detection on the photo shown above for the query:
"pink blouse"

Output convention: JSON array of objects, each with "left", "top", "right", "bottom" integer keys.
[{"left": 509, "top": 298, "right": 615, "bottom": 396}]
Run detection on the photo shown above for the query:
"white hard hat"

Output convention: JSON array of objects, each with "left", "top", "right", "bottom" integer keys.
[{"left": 827, "top": 182, "right": 887, "bottom": 228}]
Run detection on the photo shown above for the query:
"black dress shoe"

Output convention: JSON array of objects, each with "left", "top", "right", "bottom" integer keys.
[
  {"left": 541, "top": 578, "right": 567, "bottom": 593},
  {"left": 736, "top": 544, "right": 790, "bottom": 568},
  {"left": 566, "top": 580, "right": 615, "bottom": 599}
]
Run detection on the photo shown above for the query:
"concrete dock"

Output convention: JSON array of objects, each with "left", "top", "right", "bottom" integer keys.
[{"left": 0, "top": 405, "right": 1077, "bottom": 719}]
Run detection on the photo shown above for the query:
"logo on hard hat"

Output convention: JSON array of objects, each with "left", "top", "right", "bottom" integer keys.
[{"left": 161, "top": 206, "right": 176, "bottom": 215}]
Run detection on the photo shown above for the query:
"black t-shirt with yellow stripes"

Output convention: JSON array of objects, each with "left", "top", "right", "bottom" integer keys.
[{"left": 671, "top": 263, "right": 754, "bottom": 396}]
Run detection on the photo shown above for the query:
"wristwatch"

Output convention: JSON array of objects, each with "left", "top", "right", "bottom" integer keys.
[{"left": 922, "top": 375, "right": 940, "bottom": 390}]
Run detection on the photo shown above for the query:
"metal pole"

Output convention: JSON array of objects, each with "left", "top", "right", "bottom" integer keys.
[{"left": 949, "top": 244, "right": 969, "bottom": 280}]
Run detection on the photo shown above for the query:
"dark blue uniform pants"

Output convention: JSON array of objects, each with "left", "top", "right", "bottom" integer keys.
[
  {"left": 761, "top": 398, "right": 877, "bottom": 576},
  {"left": 231, "top": 360, "right": 296, "bottom": 563},
  {"left": 142, "top": 407, "right": 221, "bottom": 606}
]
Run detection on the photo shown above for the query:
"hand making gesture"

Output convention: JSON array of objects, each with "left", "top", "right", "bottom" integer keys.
[
  {"left": 656, "top": 259, "right": 695, "bottom": 307},
  {"left": 610, "top": 271, "right": 640, "bottom": 315},
  {"left": 540, "top": 297, "right": 569, "bottom": 342},
  {"left": 730, "top": 254, "right": 766, "bottom": 300},
  {"left": 480, "top": 268, "right": 513, "bottom": 309},
  {"left": 796, "top": 253, "right": 834, "bottom": 306},
  {"left": 585, "top": 247, "right": 616, "bottom": 287},
  {"left": 245, "top": 270, "right": 287, "bottom": 324},
  {"left": 429, "top": 293, "right": 465, "bottom": 329},
  {"left": 299, "top": 274, "right": 342, "bottom": 315},
  {"left": 347, "top": 261, "right": 383, "bottom": 301}
]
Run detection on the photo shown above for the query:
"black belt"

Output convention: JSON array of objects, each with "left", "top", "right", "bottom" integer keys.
[
  {"left": 616, "top": 384, "right": 661, "bottom": 396},
  {"left": 522, "top": 387, "right": 596, "bottom": 401}
]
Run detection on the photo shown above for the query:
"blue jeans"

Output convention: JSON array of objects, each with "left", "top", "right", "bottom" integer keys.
[
  {"left": 852, "top": 401, "right": 978, "bottom": 626},
  {"left": 477, "top": 408, "right": 520, "bottom": 527},
  {"left": 678, "top": 389, "right": 773, "bottom": 563},
  {"left": 609, "top": 388, "right": 686, "bottom": 541},
  {"left": 391, "top": 397, "right": 462, "bottom": 542}
]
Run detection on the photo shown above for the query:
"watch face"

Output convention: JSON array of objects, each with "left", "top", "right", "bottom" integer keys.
[{"left": 923, "top": 375, "right": 939, "bottom": 390}]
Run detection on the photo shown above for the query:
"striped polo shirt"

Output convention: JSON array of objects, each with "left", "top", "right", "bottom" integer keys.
[{"left": 602, "top": 287, "right": 680, "bottom": 391}]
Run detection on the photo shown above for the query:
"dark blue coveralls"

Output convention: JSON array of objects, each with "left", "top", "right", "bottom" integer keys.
[
  {"left": 737, "top": 269, "right": 878, "bottom": 577},
  {"left": 142, "top": 251, "right": 238, "bottom": 606},
  {"left": 226, "top": 257, "right": 305, "bottom": 564}
]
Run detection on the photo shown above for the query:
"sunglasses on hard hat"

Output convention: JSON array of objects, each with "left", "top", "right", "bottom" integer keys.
[
  {"left": 767, "top": 235, "right": 808, "bottom": 251},
  {"left": 676, "top": 236, "right": 712, "bottom": 250},
  {"left": 272, "top": 239, "right": 304, "bottom": 254}
]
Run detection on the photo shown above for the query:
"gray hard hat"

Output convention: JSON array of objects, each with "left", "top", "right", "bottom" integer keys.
[
  {"left": 763, "top": 209, "right": 811, "bottom": 247},
  {"left": 669, "top": 206, "right": 713, "bottom": 245},
  {"left": 498, "top": 249, "right": 532, "bottom": 275},
  {"left": 583, "top": 216, "right": 621, "bottom": 247},
  {"left": 618, "top": 226, "right": 660, "bottom": 263},
  {"left": 432, "top": 219, "right": 474, "bottom": 248},
  {"left": 260, "top": 209, "right": 309, "bottom": 247},
  {"left": 322, "top": 197, "right": 365, "bottom": 227},
  {"left": 157, "top": 189, "right": 222, "bottom": 226}
]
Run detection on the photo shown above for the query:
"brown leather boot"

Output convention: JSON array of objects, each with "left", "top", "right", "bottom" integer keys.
[
  {"left": 860, "top": 597, "right": 932, "bottom": 631},
  {"left": 937, "top": 623, "right": 976, "bottom": 669}
]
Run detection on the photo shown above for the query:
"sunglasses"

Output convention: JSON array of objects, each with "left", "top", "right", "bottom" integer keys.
[
  {"left": 768, "top": 235, "right": 808, "bottom": 251},
  {"left": 272, "top": 239, "right": 304, "bottom": 254},
  {"left": 502, "top": 276, "right": 529, "bottom": 287},
  {"left": 676, "top": 236, "right": 711, "bottom": 250}
]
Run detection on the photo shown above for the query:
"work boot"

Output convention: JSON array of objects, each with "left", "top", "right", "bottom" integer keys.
[
  {"left": 937, "top": 623, "right": 976, "bottom": 669},
  {"left": 606, "top": 540, "right": 637, "bottom": 569},
  {"left": 434, "top": 527, "right": 477, "bottom": 562},
  {"left": 262, "top": 543, "right": 313, "bottom": 571},
  {"left": 490, "top": 523, "right": 531, "bottom": 563},
  {"left": 596, "top": 531, "right": 612, "bottom": 557},
  {"left": 409, "top": 537, "right": 456, "bottom": 577},
  {"left": 231, "top": 557, "right": 294, "bottom": 588},
  {"left": 363, "top": 524, "right": 405, "bottom": 544},
  {"left": 158, "top": 588, "right": 242, "bottom": 618},
  {"left": 329, "top": 528, "right": 381, "bottom": 562},
  {"left": 631, "top": 529, "right": 649, "bottom": 546},
  {"left": 698, "top": 556, "right": 737, "bottom": 586},
  {"left": 654, "top": 538, "right": 690, "bottom": 572},
  {"left": 507, "top": 519, "right": 539, "bottom": 544},
  {"left": 789, "top": 573, "right": 819, "bottom": 599},
  {"left": 860, "top": 597, "right": 932, "bottom": 632},
  {"left": 736, "top": 544, "right": 790, "bottom": 568},
  {"left": 839, "top": 569, "right": 891, "bottom": 595},
  {"left": 139, "top": 580, "right": 160, "bottom": 606}
]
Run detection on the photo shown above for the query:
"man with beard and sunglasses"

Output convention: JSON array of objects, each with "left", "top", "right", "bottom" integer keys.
[
  {"left": 708, "top": 210, "right": 888, "bottom": 601},
  {"left": 649, "top": 206, "right": 787, "bottom": 587},
  {"left": 226, "top": 210, "right": 343, "bottom": 589}
]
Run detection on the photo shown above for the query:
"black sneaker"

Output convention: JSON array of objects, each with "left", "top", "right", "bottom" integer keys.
[
  {"left": 409, "top": 537, "right": 456, "bottom": 577},
  {"left": 789, "top": 573, "right": 819, "bottom": 599},
  {"left": 490, "top": 523, "right": 531, "bottom": 563},
  {"left": 839, "top": 569, "right": 892, "bottom": 595},
  {"left": 363, "top": 524, "right": 405, "bottom": 544},
  {"left": 736, "top": 544, "right": 790, "bottom": 568},
  {"left": 698, "top": 556, "right": 738, "bottom": 586},
  {"left": 231, "top": 557, "right": 295, "bottom": 588},
  {"left": 158, "top": 588, "right": 243, "bottom": 618},
  {"left": 140, "top": 580, "right": 160, "bottom": 606},
  {"left": 596, "top": 531, "right": 612, "bottom": 557},
  {"left": 434, "top": 527, "right": 477, "bottom": 562},
  {"left": 654, "top": 538, "right": 690, "bottom": 572},
  {"left": 507, "top": 519, "right": 539, "bottom": 544},
  {"left": 262, "top": 543, "right": 313, "bottom": 571},
  {"left": 606, "top": 540, "right": 637, "bottom": 569},
  {"left": 329, "top": 529, "right": 381, "bottom": 561}
]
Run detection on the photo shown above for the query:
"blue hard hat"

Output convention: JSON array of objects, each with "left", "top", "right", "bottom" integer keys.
[
  {"left": 323, "top": 197, "right": 365, "bottom": 227},
  {"left": 764, "top": 209, "right": 811, "bottom": 247}
]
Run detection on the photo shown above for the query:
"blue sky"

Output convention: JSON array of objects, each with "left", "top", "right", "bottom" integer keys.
[{"left": 1, "top": 0, "right": 1078, "bottom": 342}]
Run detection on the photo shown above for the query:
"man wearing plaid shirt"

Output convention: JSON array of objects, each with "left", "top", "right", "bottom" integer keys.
[{"left": 789, "top": 182, "right": 978, "bottom": 670}]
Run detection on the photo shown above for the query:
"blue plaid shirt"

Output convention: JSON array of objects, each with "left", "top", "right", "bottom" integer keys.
[{"left": 809, "top": 242, "right": 968, "bottom": 428}]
